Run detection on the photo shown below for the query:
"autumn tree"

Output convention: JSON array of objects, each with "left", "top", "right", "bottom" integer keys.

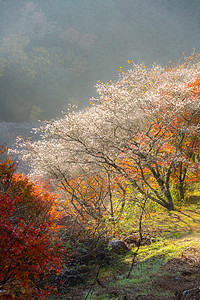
[
  {"left": 0, "top": 146, "right": 59, "bottom": 226},
  {"left": 16, "top": 55, "right": 200, "bottom": 212},
  {"left": 0, "top": 147, "right": 62, "bottom": 298}
]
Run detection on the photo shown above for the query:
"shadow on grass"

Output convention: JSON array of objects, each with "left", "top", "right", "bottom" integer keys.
[
  {"left": 88, "top": 233, "right": 200, "bottom": 299},
  {"left": 59, "top": 206, "right": 200, "bottom": 300},
  {"left": 86, "top": 254, "right": 174, "bottom": 299}
]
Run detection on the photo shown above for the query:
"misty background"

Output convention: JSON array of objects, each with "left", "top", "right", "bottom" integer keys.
[{"left": 0, "top": 0, "right": 200, "bottom": 150}]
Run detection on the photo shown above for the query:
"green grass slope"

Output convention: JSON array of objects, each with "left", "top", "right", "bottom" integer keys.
[{"left": 61, "top": 202, "right": 200, "bottom": 300}]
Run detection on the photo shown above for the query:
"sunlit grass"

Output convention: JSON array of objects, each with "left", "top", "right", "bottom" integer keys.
[
  {"left": 52, "top": 203, "right": 200, "bottom": 299},
  {"left": 85, "top": 203, "right": 200, "bottom": 300}
]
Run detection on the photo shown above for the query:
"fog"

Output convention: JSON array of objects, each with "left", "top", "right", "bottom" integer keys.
[{"left": 0, "top": 0, "right": 200, "bottom": 148}]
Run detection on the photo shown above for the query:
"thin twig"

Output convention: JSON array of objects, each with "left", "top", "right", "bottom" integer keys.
[{"left": 127, "top": 197, "right": 147, "bottom": 278}]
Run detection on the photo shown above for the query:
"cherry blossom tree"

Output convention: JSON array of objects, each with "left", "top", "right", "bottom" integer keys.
[{"left": 16, "top": 56, "right": 200, "bottom": 211}]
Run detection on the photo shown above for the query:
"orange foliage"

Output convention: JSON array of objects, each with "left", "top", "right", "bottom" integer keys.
[
  {"left": 0, "top": 147, "right": 63, "bottom": 298},
  {"left": 60, "top": 173, "right": 110, "bottom": 221}
]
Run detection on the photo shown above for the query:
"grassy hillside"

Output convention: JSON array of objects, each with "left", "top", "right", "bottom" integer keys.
[{"left": 58, "top": 201, "right": 200, "bottom": 299}]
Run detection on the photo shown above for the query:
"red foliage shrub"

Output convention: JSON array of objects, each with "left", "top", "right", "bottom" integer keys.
[{"left": 0, "top": 147, "right": 63, "bottom": 298}]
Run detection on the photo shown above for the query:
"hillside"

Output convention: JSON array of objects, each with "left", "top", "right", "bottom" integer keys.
[
  {"left": 59, "top": 202, "right": 200, "bottom": 299},
  {"left": 1, "top": 56, "right": 199, "bottom": 299}
]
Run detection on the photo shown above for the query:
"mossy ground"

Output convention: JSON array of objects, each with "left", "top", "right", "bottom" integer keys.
[{"left": 52, "top": 200, "right": 200, "bottom": 300}]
